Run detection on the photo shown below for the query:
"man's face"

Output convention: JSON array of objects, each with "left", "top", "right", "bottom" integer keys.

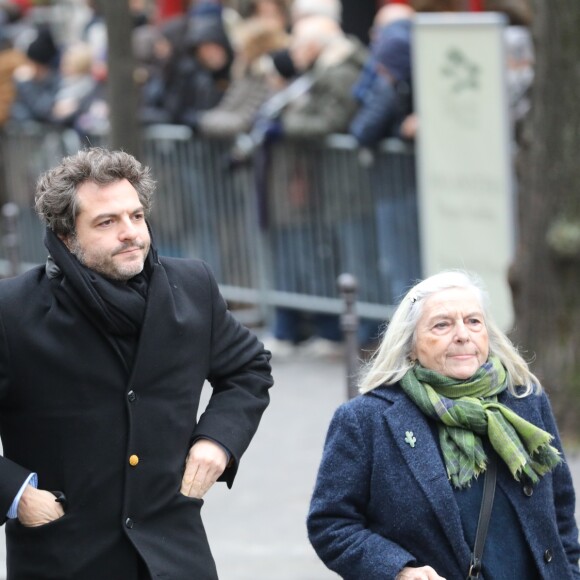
[
  {"left": 196, "top": 42, "right": 228, "bottom": 71},
  {"left": 63, "top": 179, "right": 151, "bottom": 281},
  {"left": 289, "top": 36, "right": 319, "bottom": 72}
]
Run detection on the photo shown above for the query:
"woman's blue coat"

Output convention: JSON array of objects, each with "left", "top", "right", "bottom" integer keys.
[{"left": 307, "top": 384, "right": 580, "bottom": 579}]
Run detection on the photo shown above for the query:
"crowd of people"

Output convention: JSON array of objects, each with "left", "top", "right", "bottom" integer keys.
[
  {"left": 0, "top": 0, "right": 423, "bottom": 140},
  {"left": 0, "top": 0, "right": 534, "bottom": 358},
  {"left": 0, "top": 0, "right": 534, "bottom": 136}
]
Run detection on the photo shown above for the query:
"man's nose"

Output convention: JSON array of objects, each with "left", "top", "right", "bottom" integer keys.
[{"left": 119, "top": 218, "right": 138, "bottom": 240}]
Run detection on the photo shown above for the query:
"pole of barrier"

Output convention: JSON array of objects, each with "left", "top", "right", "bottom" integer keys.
[
  {"left": 338, "top": 273, "right": 360, "bottom": 400},
  {"left": 2, "top": 202, "right": 20, "bottom": 278}
]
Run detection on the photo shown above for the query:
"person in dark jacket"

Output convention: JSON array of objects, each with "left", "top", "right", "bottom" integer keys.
[
  {"left": 140, "top": 11, "right": 233, "bottom": 127},
  {"left": 0, "top": 147, "right": 273, "bottom": 579},
  {"left": 9, "top": 25, "right": 60, "bottom": 124},
  {"left": 349, "top": 3, "right": 415, "bottom": 146},
  {"left": 349, "top": 4, "right": 421, "bottom": 314},
  {"left": 308, "top": 270, "right": 580, "bottom": 580},
  {"left": 256, "top": 14, "right": 372, "bottom": 359}
]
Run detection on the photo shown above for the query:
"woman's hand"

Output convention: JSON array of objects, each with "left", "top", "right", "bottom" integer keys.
[{"left": 396, "top": 566, "right": 447, "bottom": 580}]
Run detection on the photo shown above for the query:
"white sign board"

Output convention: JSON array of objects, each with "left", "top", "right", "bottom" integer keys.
[{"left": 413, "top": 13, "right": 514, "bottom": 330}]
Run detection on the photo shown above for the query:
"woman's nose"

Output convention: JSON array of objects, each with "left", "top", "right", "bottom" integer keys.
[{"left": 455, "top": 322, "right": 470, "bottom": 342}]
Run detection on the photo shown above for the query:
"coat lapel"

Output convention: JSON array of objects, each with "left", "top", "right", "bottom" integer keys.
[
  {"left": 129, "top": 261, "right": 181, "bottom": 388},
  {"left": 379, "top": 389, "right": 473, "bottom": 571}
]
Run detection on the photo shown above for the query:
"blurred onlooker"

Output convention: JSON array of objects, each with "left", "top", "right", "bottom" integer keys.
[
  {"left": 350, "top": 4, "right": 421, "bottom": 317},
  {"left": 186, "top": 12, "right": 233, "bottom": 97},
  {"left": 191, "top": 16, "right": 289, "bottom": 295},
  {"left": 129, "top": 0, "right": 151, "bottom": 28},
  {"left": 275, "top": 15, "right": 368, "bottom": 138},
  {"left": 291, "top": 0, "right": 342, "bottom": 24},
  {"left": 0, "top": 28, "right": 26, "bottom": 126},
  {"left": 160, "top": 0, "right": 239, "bottom": 65},
  {"left": 349, "top": 3, "right": 415, "bottom": 146},
  {"left": 80, "top": 0, "right": 108, "bottom": 83},
  {"left": 504, "top": 24, "right": 533, "bottom": 132},
  {"left": 78, "top": 0, "right": 153, "bottom": 84},
  {"left": 51, "top": 42, "right": 100, "bottom": 129},
  {"left": 140, "top": 12, "right": 233, "bottom": 126},
  {"left": 9, "top": 26, "right": 60, "bottom": 124},
  {"left": 0, "top": 0, "right": 33, "bottom": 50},
  {"left": 494, "top": 3, "right": 534, "bottom": 142},
  {"left": 0, "top": 24, "right": 26, "bottom": 206},
  {"left": 196, "top": 16, "right": 289, "bottom": 138},
  {"left": 132, "top": 23, "right": 173, "bottom": 119},
  {"left": 255, "top": 14, "right": 369, "bottom": 359},
  {"left": 265, "top": 0, "right": 343, "bottom": 82},
  {"left": 246, "top": 0, "right": 290, "bottom": 32}
]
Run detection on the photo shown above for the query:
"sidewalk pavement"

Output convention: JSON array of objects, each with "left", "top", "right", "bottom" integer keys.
[{"left": 0, "top": 356, "right": 579, "bottom": 579}]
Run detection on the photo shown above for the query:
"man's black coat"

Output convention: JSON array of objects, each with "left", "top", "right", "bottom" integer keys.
[{"left": 0, "top": 256, "right": 273, "bottom": 579}]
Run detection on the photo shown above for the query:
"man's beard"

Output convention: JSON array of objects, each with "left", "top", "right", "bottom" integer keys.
[{"left": 68, "top": 236, "right": 148, "bottom": 281}]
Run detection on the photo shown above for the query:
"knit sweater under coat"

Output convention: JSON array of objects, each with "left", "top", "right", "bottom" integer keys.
[
  {"left": 307, "top": 384, "right": 580, "bottom": 580},
  {"left": 0, "top": 256, "right": 273, "bottom": 579}
]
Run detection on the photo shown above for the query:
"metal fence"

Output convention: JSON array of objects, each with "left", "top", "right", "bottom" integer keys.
[{"left": 0, "top": 124, "right": 421, "bottom": 322}]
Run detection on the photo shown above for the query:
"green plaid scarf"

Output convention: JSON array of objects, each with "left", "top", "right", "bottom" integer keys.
[{"left": 400, "top": 356, "right": 562, "bottom": 488}]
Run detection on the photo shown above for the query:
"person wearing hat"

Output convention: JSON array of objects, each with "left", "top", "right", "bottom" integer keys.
[
  {"left": 140, "top": 12, "right": 233, "bottom": 127},
  {"left": 9, "top": 25, "right": 60, "bottom": 124}
]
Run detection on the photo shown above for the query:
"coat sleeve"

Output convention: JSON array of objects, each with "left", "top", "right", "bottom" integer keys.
[
  {"left": 197, "top": 76, "right": 271, "bottom": 138},
  {"left": 192, "top": 262, "right": 273, "bottom": 486},
  {"left": 281, "top": 66, "right": 362, "bottom": 138},
  {"left": 307, "top": 401, "right": 417, "bottom": 580},
  {"left": 349, "top": 74, "right": 399, "bottom": 146},
  {"left": 0, "top": 308, "right": 35, "bottom": 521},
  {"left": 540, "top": 391, "right": 580, "bottom": 578}
]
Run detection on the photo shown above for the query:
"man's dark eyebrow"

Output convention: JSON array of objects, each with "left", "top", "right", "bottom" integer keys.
[{"left": 90, "top": 206, "right": 144, "bottom": 224}]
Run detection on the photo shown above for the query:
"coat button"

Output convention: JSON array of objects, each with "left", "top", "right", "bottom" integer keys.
[
  {"left": 125, "top": 517, "right": 134, "bottom": 529},
  {"left": 544, "top": 549, "right": 553, "bottom": 563},
  {"left": 523, "top": 483, "right": 533, "bottom": 497},
  {"left": 129, "top": 454, "right": 139, "bottom": 466},
  {"left": 127, "top": 390, "right": 136, "bottom": 402}
]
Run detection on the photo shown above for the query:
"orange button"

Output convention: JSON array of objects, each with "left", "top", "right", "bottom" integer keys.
[{"left": 129, "top": 454, "right": 139, "bottom": 467}]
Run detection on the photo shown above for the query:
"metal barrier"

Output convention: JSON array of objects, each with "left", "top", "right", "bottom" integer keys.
[{"left": 0, "top": 124, "right": 421, "bottom": 322}]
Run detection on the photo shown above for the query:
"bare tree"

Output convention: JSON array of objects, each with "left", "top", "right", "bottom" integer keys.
[
  {"left": 101, "top": 0, "right": 141, "bottom": 157},
  {"left": 510, "top": 0, "right": 580, "bottom": 439}
]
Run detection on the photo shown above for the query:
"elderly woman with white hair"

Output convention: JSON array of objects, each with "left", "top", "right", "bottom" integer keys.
[{"left": 307, "top": 270, "right": 580, "bottom": 580}]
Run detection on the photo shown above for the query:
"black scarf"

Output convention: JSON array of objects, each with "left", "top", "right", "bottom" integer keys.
[{"left": 44, "top": 227, "right": 156, "bottom": 338}]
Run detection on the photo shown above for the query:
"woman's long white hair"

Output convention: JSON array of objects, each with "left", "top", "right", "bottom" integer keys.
[{"left": 358, "top": 270, "right": 541, "bottom": 396}]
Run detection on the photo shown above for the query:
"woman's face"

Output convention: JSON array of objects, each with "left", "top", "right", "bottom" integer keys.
[{"left": 412, "top": 287, "right": 489, "bottom": 380}]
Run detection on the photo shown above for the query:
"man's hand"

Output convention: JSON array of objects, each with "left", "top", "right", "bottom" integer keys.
[
  {"left": 17, "top": 486, "right": 65, "bottom": 527},
  {"left": 180, "top": 439, "right": 228, "bottom": 499}
]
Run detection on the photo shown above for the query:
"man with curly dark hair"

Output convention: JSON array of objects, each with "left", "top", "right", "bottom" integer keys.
[{"left": 0, "top": 147, "right": 273, "bottom": 579}]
